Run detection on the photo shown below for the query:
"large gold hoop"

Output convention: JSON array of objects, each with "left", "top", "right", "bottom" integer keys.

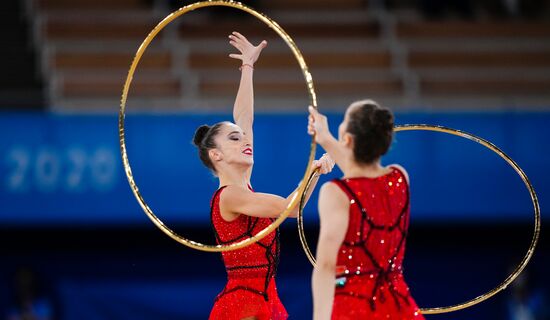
[
  {"left": 119, "top": 0, "right": 317, "bottom": 252},
  {"left": 298, "top": 124, "right": 540, "bottom": 314}
]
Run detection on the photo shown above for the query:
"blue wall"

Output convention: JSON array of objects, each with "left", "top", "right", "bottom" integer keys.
[{"left": 1, "top": 111, "right": 548, "bottom": 226}]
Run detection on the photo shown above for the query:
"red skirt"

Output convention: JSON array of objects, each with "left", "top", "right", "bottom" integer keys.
[
  {"left": 332, "top": 275, "right": 424, "bottom": 320},
  {"left": 209, "top": 277, "right": 288, "bottom": 320}
]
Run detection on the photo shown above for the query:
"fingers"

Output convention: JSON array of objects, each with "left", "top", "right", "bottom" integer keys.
[
  {"left": 320, "top": 160, "right": 329, "bottom": 174},
  {"left": 230, "top": 32, "right": 267, "bottom": 50},
  {"left": 323, "top": 160, "right": 331, "bottom": 173},
  {"left": 229, "top": 53, "right": 243, "bottom": 60},
  {"left": 312, "top": 155, "right": 325, "bottom": 174},
  {"left": 312, "top": 160, "right": 321, "bottom": 169},
  {"left": 308, "top": 107, "right": 317, "bottom": 126},
  {"left": 229, "top": 35, "right": 243, "bottom": 46},
  {"left": 309, "top": 105, "right": 325, "bottom": 118},
  {"left": 308, "top": 105, "right": 319, "bottom": 116},
  {"left": 308, "top": 124, "right": 316, "bottom": 136},
  {"left": 309, "top": 105, "right": 329, "bottom": 131},
  {"left": 231, "top": 32, "right": 253, "bottom": 49},
  {"left": 308, "top": 106, "right": 324, "bottom": 133},
  {"left": 232, "top": 31, "right": 247, "bottom": 42},
  {"left": 317, "top": 153, "right": 335, "bottom": 174},
  {"left": 255, "top": 40, "right": 267, "bottom": 55},
  {"left": 307, "top": 114, "right": 315, "bottom": 136},
  {"left": 228, "top": 34, "right": 245, "bottom": 51},
  {"left": 327, "top": 156, "right": 335, "bottom": 172},
  {"left": 228, "top": 32, "right": 267, "bottom": 66},
  {"left": 229, "top": 33, "right": 245, "bottom": 44},
  {"left": 308, "top": 105, "right": 324, "bottom": 123},
  {"left": 318, "top": 160, "right": 326, "bottom": 174},
  {"left": 319, "top": 155, "right": 327, "bottom": 173}
]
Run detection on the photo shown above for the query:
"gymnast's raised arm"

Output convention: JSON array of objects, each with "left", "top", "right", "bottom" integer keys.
[{"left": 228, "top": 31, "right": 267, "bottom": 181}]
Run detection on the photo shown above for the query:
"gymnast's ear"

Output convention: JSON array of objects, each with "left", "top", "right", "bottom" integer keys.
[
  {"left": 209, "top": 148, "right": 223, "bottom": 162},
  {"left": 342, "top": 132, "right": 354, "bottom": 148}
]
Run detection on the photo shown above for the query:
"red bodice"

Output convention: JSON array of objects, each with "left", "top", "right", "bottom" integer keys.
[
  {"left": 331, "top": 166, "right": 425, "bottom": 320},
  {"left": 208, "top": 186, "right": 287, "bottom": 320}
]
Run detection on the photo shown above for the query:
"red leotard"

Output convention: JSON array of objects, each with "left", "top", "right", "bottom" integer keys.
[
  {"left": 209, "top": 186, "right": 288, "bottom": 320},
  {"left": 330, "top": 167, "right": 425, "bottom": 320}
]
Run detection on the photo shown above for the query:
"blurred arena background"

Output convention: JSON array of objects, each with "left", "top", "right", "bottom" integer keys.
[{"left": 1, "top": 0, "right": 549, "bottom": 319}]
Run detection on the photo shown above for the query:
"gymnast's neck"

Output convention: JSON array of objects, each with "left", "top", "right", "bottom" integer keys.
[{"left": 217, "top": 164, "right": 251, "bottom": 189}]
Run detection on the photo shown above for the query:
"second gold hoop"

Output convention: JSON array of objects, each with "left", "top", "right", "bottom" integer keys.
[{"left": 298, "top": 124, "right": 540, "bottom": 314}]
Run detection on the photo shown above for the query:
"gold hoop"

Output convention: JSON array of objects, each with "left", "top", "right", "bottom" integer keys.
[
  {"left": 119, "top": 0, "right": 317, "bottom": 252},
  {"left": 298, "top": 124, "right": 540, "bottom": 314}
]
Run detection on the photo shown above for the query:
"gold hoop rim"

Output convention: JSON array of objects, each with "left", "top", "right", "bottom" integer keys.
[
  {"left": 119, "top": 0, "right": 317, "bottom": 252},
  {"left": 298, "top": 124, "right": 541, "bottom": 314}
]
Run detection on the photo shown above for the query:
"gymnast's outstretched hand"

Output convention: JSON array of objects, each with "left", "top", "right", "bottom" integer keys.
[
  {"left": 308, "top": 106, "right": 333, "bottom": 145},
  {"left": 308, "top": 106, "right": 349, "bottom": 172},
  {"left": 312, "top": 153, "right": 335, "bottom": 175},
  {"left": 228, "top": 31, "right": 267, "bottom": 65}
]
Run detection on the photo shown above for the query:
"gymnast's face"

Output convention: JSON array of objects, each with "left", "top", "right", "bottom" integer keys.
[{"left": 211, "top": 122, "right": 253, "bottom": 169}]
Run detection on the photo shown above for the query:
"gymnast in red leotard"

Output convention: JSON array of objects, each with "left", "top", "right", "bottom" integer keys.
[
  {"left": 309, "top": 101, "right": 424, "bottom": 320},
  {"left": 192, "top": 32, "right": 334, "bottom": 320}
]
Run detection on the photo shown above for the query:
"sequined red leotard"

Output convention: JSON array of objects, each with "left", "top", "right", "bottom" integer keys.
[
  {"left": 330, "top": 166, "right": 424, "bottom": 320},
  {"left": 209, "top": 186, "right": 288, "bottom": 320}
]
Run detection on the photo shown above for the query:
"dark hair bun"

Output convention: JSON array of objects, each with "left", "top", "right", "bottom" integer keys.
[
  {"left": 193, "top": 125, "right": 210, "bottom": 146},
  {"left": 373, "top": 108, "right": 394, "bottom": 132},
  {"left": 193, "top": 122, "right": 225, "bottom": 174}
]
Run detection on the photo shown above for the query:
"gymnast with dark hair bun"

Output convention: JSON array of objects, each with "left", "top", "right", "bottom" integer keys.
[
  {"left": 308, "top": 101, "right": 424, "bottom": 319},
  {"left": 193, "top": 32, "right": 334, "bottom": 320}
]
